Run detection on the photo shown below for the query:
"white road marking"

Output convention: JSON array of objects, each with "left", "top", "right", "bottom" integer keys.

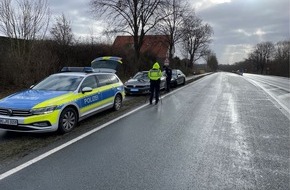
[
  {"left": 244, "top": 77, "right": 290, "bottom": 116},
  {"left": 0, "top": 103, "right": 149, "bottom": 181},
  {"left": 229, "top": 94, "right": 238, "bottom": 124},
  {"left": 0, "top": 75, "right": 210, "bottom": 181}
]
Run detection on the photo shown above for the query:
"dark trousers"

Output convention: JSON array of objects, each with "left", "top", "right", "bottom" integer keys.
[
  {"left": 166, "top": 78, "right": 171, "bottom": 92},
  {"left": 149, "top": 79, "right": 160, "bottom": 103}
]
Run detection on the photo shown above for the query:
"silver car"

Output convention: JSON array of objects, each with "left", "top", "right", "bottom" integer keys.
[
  {"left": 124, "top": 71, "right": 166, "bottom": 95},
  {"left": 171, "top": 69, "right": 186, "bottom": 87}
]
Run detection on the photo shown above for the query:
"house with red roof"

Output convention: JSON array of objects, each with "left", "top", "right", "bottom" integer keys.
[{"left": 112, "top": 35, "right": 170, "bottom": 63}]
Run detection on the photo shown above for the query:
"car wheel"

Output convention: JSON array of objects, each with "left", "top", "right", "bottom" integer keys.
[
  {"left": 113, "top": 94, "right": 122, "bottom": 111},
  {"left": 174, "top": 81, "right": 177, "bottom": 87},
  {"left": 58, "top": 107, "right": 78, "bottom": 134}
]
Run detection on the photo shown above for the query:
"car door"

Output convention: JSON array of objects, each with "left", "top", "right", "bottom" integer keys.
[
  {"left": 96, "top": 74, "right": 115, "bottom": 107},
  {"left": 78, "top": 75, "right": 101, "bottom": 116},
  {"left": 160, "top": 72, "right": 166, "bottom": 90},
  {"left": 177, "top": 70, "right": 183, "bottom": 85}
]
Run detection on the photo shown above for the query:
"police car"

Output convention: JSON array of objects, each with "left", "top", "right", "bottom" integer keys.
[{"left": 0, "top": 57, "right": 125, "bottom": 133}]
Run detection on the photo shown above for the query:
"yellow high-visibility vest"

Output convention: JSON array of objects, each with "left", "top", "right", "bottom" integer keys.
[{"left": 148, "top": 69, "right": 162, "bottom": 80}]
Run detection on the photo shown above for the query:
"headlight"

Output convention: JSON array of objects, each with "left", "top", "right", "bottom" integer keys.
[{"left": 31, "top": 106, "right": 57, "bottom": 115}]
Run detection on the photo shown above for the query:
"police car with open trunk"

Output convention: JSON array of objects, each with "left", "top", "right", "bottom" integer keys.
[{"left": 0, "top": 56, "right": 125, "bottom": 133}]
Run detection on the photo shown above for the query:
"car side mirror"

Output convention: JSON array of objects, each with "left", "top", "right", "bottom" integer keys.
[{"left": 82, "top": 87, "right": 93, "bottom": 94}]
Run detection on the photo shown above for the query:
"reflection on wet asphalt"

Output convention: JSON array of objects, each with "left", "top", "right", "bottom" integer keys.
[{"left": 1, "top": 72, "right": 289, "bottom": 190}]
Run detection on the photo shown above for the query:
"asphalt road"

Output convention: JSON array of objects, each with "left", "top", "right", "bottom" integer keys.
[
  {"left": 0, "top": 72, "right": 289, "bottom": 189},
  {"left": 243, "top": 73, "right": 290, "bottom": 113}
]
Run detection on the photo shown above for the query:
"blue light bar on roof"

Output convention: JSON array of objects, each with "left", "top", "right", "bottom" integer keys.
[{"left": 61, "top": 67, "right": 94, "bottom": 73}]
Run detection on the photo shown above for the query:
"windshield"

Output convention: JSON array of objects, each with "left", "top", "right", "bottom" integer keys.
[
  {"left": 133, "top": 72, "right": 149, "bottom": 81},
  {"left": 32, "top": 75, "right": 84, "bottom": 91},
  {"left": 172, "top": 70, "right": 178, "bottom": 76}
]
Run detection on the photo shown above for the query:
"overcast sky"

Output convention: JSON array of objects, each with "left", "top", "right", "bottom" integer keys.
[
  {"left": 193, "top": 0, "right": 289, "bottom": 64},
  {"left": 2, "top": 0, "right": 289, "bottom": 65}
]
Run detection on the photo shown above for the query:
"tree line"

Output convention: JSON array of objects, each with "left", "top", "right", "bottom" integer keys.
[
  {"left": 0, "top": 0, "right": 215, "bottom": 89},
  {"left": 219, "top": 40, "right": 290, "bottom": 77},
  {"left": 90, "top": 0, "right": 214, "bottom": 67}
]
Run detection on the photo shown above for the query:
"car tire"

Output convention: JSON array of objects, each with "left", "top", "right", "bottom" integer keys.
[
  {"left": 58, "top": 107, "right": 78, "bottom": 134},
  {"left": 113, "top": 94, "right": 122, "bottom": 111},
  {"left": 174, "top": 81, "right": 177, "bottom": 87}
]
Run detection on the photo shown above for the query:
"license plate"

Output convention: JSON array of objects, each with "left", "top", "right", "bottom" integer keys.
[
  {"left": 0, "top": 118, "right": 18, "bottom": 126},
  {"left": 130, "top": 88, "right": 139, "bottom": 92}
]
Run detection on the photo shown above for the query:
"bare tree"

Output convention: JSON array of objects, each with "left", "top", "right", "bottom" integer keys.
[
  {"left": 272, "top": 40, "right": 290, "bottom": 76},
  {"left": 248, "top": 41, "right": 275, "bottom": 74},
  {"left": 50, "top": 13, "right": 74, "bottom": 46},
  {"left": 181, "top": 13, "right": 213, "bottom": 69},
  {"left": 90, "top": 0, "right": 164, "bottom": 63},
  {"left": 221, "top": 39, "right": 289, "bottom": 76},
  {"left": 0, "top": 0, "right": 50, "bottom": 55},
  {"left": 204, "top": 49, "right": 218, "bottom": 72},
  {"left": 155, "top": 0, "right": 189, "bottom": 61},
  {"left": 275, "top": 40, "right": 290, "bottom": 62},
  {"left": 0, "top": 0, "right": 50, "bottom": 86}
]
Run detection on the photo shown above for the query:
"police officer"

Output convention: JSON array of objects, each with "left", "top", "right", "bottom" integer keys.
[
  {"left": 148, "top": 62, "right": 162, "bottom": 105},
  {"left": 163, "top": 65, "right": 172, "bottom": 92}
]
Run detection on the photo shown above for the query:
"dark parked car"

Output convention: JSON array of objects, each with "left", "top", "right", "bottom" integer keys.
[
  {"left": 124, "top": 71, "right": 166, "bottom": 95},
  {"left": 170, "top": 69, "right": 186, "bottom": 87}
]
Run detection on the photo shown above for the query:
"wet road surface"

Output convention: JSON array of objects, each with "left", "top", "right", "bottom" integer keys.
[
  {"left": 0, "top": 72, "right": 289, "bottom": 189},
  {"left": 244, "top": 73, "right": 290, "bottom": 113}
]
